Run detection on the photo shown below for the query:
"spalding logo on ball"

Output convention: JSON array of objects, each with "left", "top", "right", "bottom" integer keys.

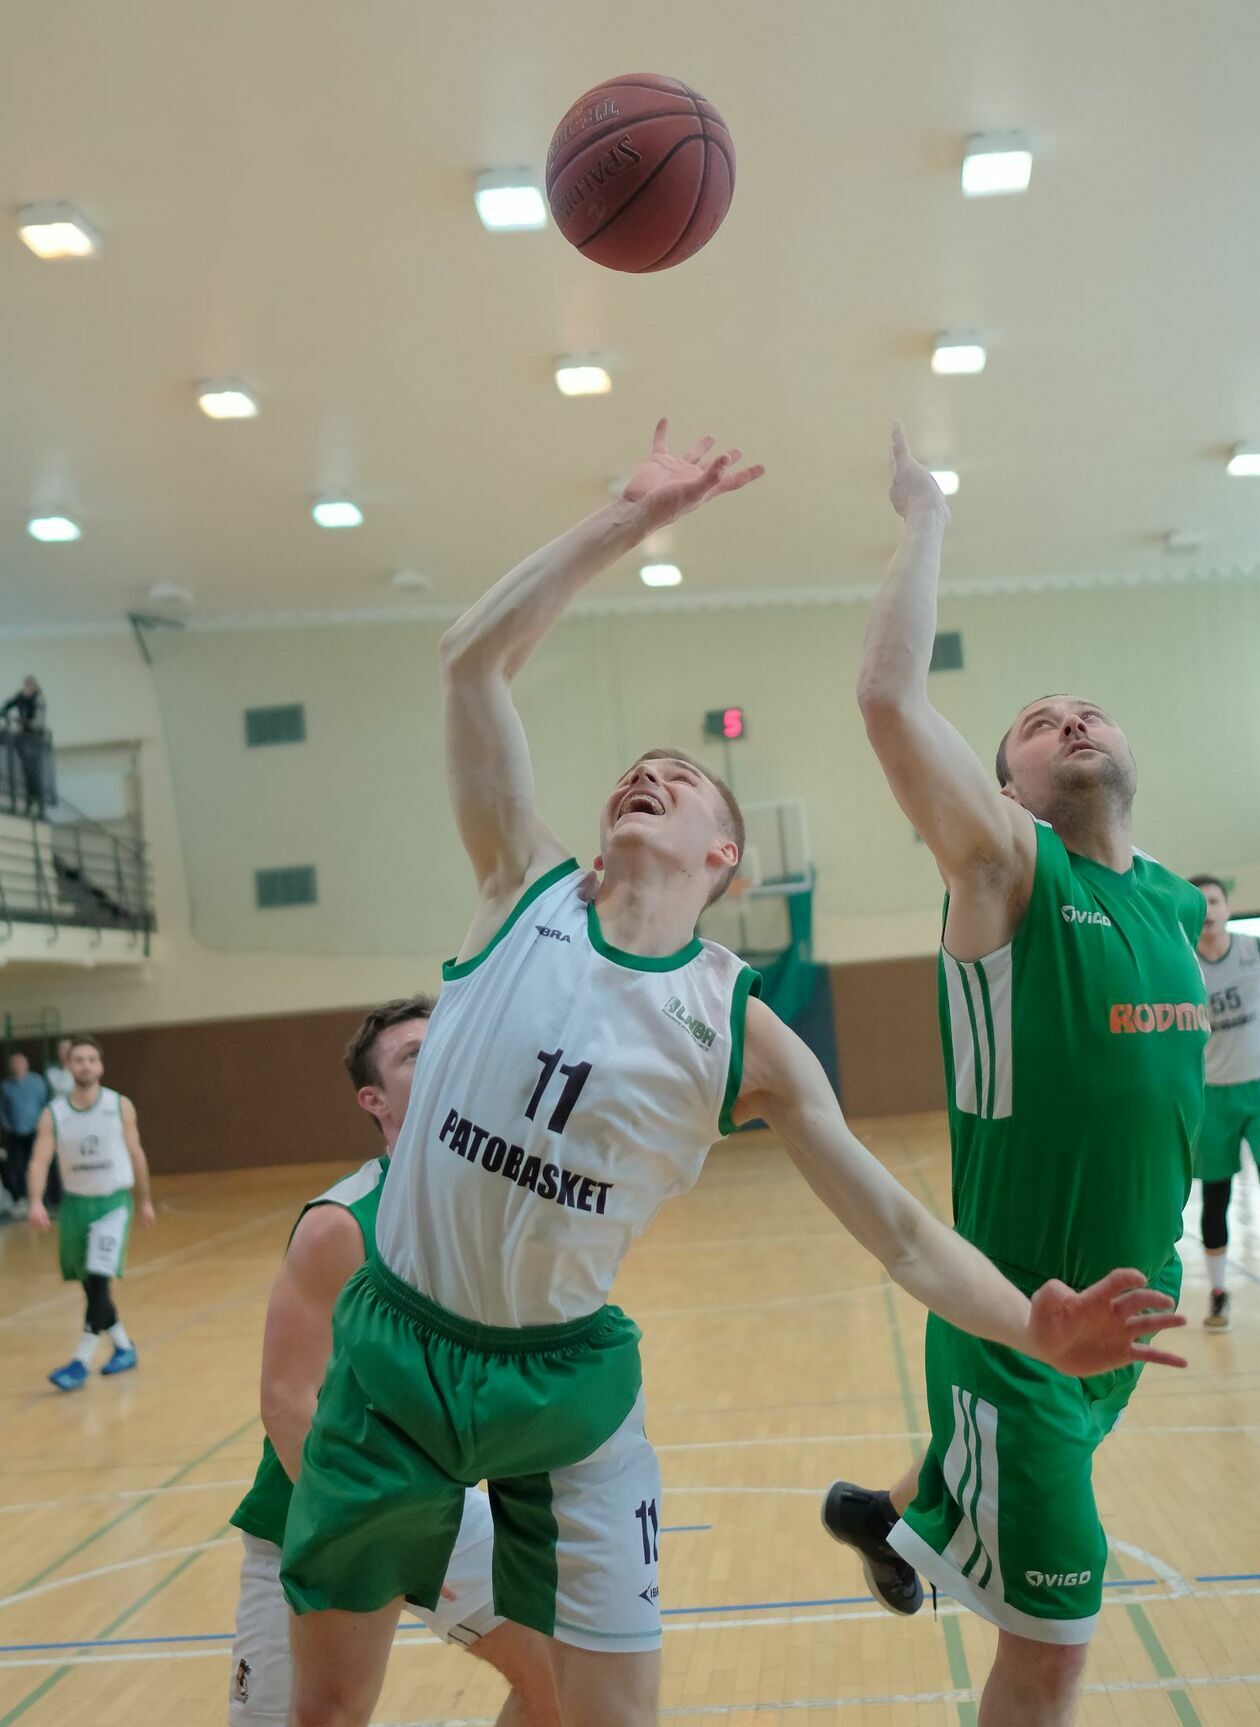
[{"left": 546, "top": 74, "right": 735, "bottom": 273}]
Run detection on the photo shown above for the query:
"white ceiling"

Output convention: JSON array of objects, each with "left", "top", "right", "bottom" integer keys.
[{"left": 3, "top": 0, "right": 1260, "bottom": 631}]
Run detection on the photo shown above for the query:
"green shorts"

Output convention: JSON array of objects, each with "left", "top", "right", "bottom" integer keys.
[
  {"left": 890, "top": 1256, "right": 1181, "bottom": 1645},
  {"left": 1195, "top": 1080, "right": 1260, "bottom": 1183},
  {"left": 281, "top": 1257, "right": 662, "bottom": 1652},
  {"left": 58, "top": 1190, "right": 133, "bottom": 1282}
]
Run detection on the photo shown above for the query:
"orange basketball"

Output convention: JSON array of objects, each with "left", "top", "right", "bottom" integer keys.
[{"left": 546, "top": 74, "right": 736, "bottom": 273}]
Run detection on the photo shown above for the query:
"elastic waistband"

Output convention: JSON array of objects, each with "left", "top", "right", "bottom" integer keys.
[{"left": 366, "top": 1255, "right": 613, "bottom": 1355}]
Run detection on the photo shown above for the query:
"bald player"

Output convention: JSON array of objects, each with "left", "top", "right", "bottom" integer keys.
[{"left": 823, "top": 426, "right": 1208, "bottom": 1725}]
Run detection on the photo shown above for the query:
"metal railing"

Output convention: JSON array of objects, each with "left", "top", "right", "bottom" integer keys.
[
  {"left": 0, "top": 726, "right": 56, "bottom": 818},
  {"left": 0, "top": 800, "right": 154, "bottom": 953}
]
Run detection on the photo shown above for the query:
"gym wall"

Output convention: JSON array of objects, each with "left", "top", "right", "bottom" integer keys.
[{"left": 2, "top": 573, "right": 1258, "bottom": 1069}]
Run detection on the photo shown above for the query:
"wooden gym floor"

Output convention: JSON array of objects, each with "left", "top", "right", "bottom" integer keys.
[{"left": 1, "top": 1115, "right": 1258, "bottom": 1726}]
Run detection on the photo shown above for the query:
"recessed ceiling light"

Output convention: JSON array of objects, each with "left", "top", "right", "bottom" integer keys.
[
  {"left": 197, "top": 380, "right": 259, "bottom": 420},
  {"left": 17, "top": 202, "right": 102, "bottom": 259},
  {"left": 390, "top": 568, "right": 431, "bottom": 591},
  {"left": 1226, "top": 444, "right": 1260, "bottom": 477},
  {"left": 961, "top": 133, "right": 1033, "bottom": 198},
  {"left": 27, "top": 513, "right": 81, "bottom": 542},
  {"left": 475, "top": 171, "right": 547, "bottom": 232},
  {"left": 932, "top": 333, "right": 987, "bottom": 375},
  {"left": 640, "top": 563, "right": 682, "bottom": 588},
  {"left": 149, "top": 581, "right": 195, "bottom": 607},
  {"left": 555, "top": 357, "right": 612, "bottom": 397},
  {"left": 930, "top": 469, "right": 960, "bottom": 497},
  {"left": 312, "top": 499, "right": 363, "bottom": 529}
]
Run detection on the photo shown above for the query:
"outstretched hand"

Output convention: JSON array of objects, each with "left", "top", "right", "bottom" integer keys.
[
  {"left": 1028, "top": 1268, "right": 1187, "bottom": 1377},
  {"left": 888, "top": 422, "right": 951, "bottom": 524},
  {"left": 621, "top": 419, "right": 764, "bottom": 533}
]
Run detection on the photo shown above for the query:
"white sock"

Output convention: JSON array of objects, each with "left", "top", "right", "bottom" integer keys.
[
  {"left": 1206, "top": 1249, "right": 1228, "bottom": 1293},
  {"left": 74, "top": 1331, "right": 99, "bottom": 1369},
  {"left": 108, "top": 1321, "right": 132, "bottom": 1351}
]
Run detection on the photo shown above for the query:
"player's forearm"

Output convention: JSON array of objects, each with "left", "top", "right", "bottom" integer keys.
[
  {"left": 128, "top": 1144, "right": 153, "bottom": 1206},
  {"left": 441, "top": 498, "right": 650, "bottom": 680},
  {"left": 261, "top": 1380, "right": 319, "bottom": 1483},
  {"left": 777, "top": 1102, "right": 1034, "bottom": 1355},
  {"left": 26, "top": 1140, "right": 52, "bottom": 1204},
  {"left": 886, "top": 1204, "right": 1035, "bottom": 1356},
  {"left": 857, "top": 506, "right": 949, "bottom": 710}
]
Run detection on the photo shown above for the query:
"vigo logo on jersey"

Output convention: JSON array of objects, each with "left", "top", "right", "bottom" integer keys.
[
  {"left": 1109, "top": 1001, "right": 1210, "bottom": 1034},
  {"left": 1025, "top": 1569, "right": 1091, "bottom": 1588},
  {"left": 1061, "top": 904, "right": 1112, "bottom": 927}
]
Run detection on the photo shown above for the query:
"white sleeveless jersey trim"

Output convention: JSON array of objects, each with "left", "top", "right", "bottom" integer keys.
[
  {"left": 51, "top": 1088, "right": 134, "bottom": 1197},
  {"left": 377, "top": 865, "right": 759, "bottom": 1326},
  {"left": 288, "top": 1155, "right": 389, "bottom": 1255},
  {"left": 1200, "top": 935, "right": 1260, "bottom": 1086}
]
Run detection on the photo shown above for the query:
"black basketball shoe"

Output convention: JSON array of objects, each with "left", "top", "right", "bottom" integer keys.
[{"left": 821, "top": 1480, "right": 924, "bottom": 1616}]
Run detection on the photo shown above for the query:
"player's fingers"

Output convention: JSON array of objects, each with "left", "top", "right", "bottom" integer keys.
[
  {"left": 1112, "top": 1288, "right": 1175, "bottom": 1319},
  {"left": 721, "top": 462, "right": 766, "bottom": 494},
  {"left": 890, "top": 420, "right": 909, "bottom": 463},
  {"left": 1129, "top": 1342, "right": 1188, "bottom": 1369},
  {"left": 652, "top": 417, "right": 670, "bottom": 453},
  {"left": 706, "top": 445, "right": 740, "bottom": 469},
  {"left": 1127, "top": 1310, "right": 1185, "bottom": 1332},
  {"left": 683, "top": 435, "right": 716, "bottom": 466},
  {"left": 1096, "top": 1267, "right": 1149, "bottom": 1298}
]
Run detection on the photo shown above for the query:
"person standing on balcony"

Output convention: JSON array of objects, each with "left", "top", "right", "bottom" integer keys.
[
  {"left": 0, "top": 675, "right": 48, "bottom": 817},
  {"left": 0, "top": 1052, "right": 49, "bottom": 1217}
]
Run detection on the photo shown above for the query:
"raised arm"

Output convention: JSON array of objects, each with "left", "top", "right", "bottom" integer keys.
[
  {"left": 120, "top": 1096, "right": 156, "bottom": 1226},
  {"left": 858, "top": 426, "right": 1034, "bottom": 939},
  {"left": 735, "top": 1000, "right": 1186, "bottom": 1375},
  {"left": 259, "top": 1205, "right": 365, "bottom": 1481},
  {"left": 440, "top": 421, "right": 763, "bottom": 908}
]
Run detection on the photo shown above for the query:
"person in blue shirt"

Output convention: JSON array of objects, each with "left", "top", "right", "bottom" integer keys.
[{"left": 1, "top": 1051, "right": 49, "bottom": 1216}]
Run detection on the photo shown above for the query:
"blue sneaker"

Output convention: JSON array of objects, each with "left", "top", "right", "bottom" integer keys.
[
  {"left": 49, "top": 1360, "right": 90, "bottom": 1392},
  {"left": 101, "top": 1346, "right": 138, "bottom": 1376}
]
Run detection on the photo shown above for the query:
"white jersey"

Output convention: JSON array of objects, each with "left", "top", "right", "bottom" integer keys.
[
  {"left": 1199, "top": 935, "right": 1260, "bottom": 1086},
  {"left": 51, "top": 1087, "right": 134, "bottom": 1197},
  {"left": 376, "top": 860, "right": 758, "bottom": 1326}
]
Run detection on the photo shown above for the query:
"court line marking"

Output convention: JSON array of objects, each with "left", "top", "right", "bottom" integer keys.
[
  {"left": 5, "top": 1586, "right": 1260, "bottom": 1672},
  {"left": 638, "top": 1283, "right": 886, "bottom": 1318},
  {"left": 0, "top": 1477, "right": 256, "bottom": 1516},
  {"left": 4, "top": 1414, "right": 256, "bottom": 1601},
  {"left": 0, "top": 1204, "right": 293, "bottom": 1329},
  {"left": 0, "top": 1538, "right": 235, "bottom": 1612},
  {"left": 3, "top": 1419, "right": 1253, "bottom": 1515}
]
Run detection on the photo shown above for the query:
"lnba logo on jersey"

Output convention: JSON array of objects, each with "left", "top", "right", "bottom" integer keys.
[
  {"left": 662, "top": 996, "right": 717, "bottom": 1050},
  {"left": 233, "top": 1657, "right": 252, "bottom": 1701}
]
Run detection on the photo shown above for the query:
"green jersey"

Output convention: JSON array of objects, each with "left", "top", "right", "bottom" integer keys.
[
  {"left": 231, "top": 1155, "right": 389, "bottom": 1547},
  {"left": 938, "top": 821, "right": 1207, "bottom": 1293}
]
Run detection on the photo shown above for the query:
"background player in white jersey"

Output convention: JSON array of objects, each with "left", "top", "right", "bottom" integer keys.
[
  {"left": 27, "top": 1036, "right": 155, "bottom": 1390},
  {"left": 228, "top": 995, "right": 558, "bottom": 1727},
  {"left": 1189, "top": 873, "right": 1260, "bottom": 1332},
  {"left": 281, "top": 419, "right": 1186, "bottom": 1727}
]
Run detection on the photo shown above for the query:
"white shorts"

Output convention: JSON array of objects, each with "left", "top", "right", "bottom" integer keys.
[
  {"left": 228, "top": 1488, "right": 500, "bottom": 1726},
  {"left": 538, "top": 1386, "right": 663, "bottom": 1654}
]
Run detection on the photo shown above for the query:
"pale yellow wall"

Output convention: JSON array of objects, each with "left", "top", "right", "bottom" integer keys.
[{"left": 3, "top": 573, "right": 1259, "bottom": 1030}]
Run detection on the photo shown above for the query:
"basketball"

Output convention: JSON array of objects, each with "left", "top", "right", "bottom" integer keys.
[{"left": 546, "top": 73, "right": 735, "bottom": 273}]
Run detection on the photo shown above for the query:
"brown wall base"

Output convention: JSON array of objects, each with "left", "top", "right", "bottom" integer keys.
[
  {"left": 832, "top": 955, "right": 945, "bottom": 1118},
  {"left": 12, "top": 957, "right": 945, "bottom": 1176}
]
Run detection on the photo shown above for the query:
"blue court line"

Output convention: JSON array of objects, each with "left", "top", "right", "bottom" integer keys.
[
  {"left": 661, "top": 1523, "right": 711, "bottom": 1533},
  {"left": 7, "top": 1571, "right": 1260, "bottom": 1657}
]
